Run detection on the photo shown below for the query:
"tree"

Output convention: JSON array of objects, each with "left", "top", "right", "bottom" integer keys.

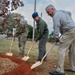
[{"left": 0, "top": 0, "right": 24, "bottom": 30}]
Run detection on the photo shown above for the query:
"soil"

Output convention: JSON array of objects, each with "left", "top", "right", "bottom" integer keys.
[
  {"left": 0, "top": 54, "right": 36, "bottom": 75},
  {"left": 33, "top": 58, "right": 58, "bottom": 75},
  {"left": 0, "top": 57, "right": 18, "bottom": 75},
  {"left": 32, "top": 58, "right": 74, "bottom": 75}
]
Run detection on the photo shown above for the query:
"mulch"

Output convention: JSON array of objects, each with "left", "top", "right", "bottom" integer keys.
[{"left": 0, "top": 54, "right": 36, "bottom": 75}]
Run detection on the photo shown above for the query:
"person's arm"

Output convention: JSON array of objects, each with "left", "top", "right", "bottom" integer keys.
[
  {"left": 53, "top": 15, "right": 61, "bottom": 42},
  {"left": 35, "top": 23, "right": 45, "bottom": 42}
]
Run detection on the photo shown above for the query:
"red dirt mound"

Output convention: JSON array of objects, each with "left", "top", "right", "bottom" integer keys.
[{"left": 0, "top": 54, "right": 36, "bottom": 75}]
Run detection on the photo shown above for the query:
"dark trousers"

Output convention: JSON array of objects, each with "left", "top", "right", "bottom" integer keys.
[{"left": 38, "top": 36, "right": 48, "bottom": 61}]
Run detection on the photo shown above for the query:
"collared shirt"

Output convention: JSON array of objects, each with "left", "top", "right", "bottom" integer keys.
[{"left": 53, "top": 10, "right": 75, "bottom": 38}]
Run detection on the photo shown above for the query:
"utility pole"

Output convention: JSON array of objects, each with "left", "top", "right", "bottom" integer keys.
[
  {"left": 41, "top": 12, "right": 42, "bottom": 18},
  {"left": 32, "top": 0, "right": 36, "bottom": 41}
]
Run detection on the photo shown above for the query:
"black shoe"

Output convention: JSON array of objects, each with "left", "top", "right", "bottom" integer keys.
[
  {"left": 37, "top": 59, "right": 41, "bottom": 61},
  {"left": 49, "top": 71, "right": 58, "bottom": 75},
  {"left": 49, "top": 71, "right": 65, "bottom": 75},
  {"left": 64, "top": 69, "right": 75, "bottom": 72}
]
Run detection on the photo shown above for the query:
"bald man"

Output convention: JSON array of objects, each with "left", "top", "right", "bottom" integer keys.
[{"left": 46, "top": 4, "right": 75, "bottom": 75}]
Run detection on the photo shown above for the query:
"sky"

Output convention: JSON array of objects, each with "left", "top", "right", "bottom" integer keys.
[{"left": 13, "top": 0, "right": 75, "bottom": 34}]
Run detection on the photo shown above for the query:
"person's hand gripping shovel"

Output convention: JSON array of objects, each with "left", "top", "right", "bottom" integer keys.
[
  {"left": 30, "top": 35, "right": 61, "bottom": 69},
  {"left": 22, "top": 41, "right": 36, "bottom": 61}
]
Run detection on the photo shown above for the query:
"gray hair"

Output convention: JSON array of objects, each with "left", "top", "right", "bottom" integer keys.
[{"left": 45, "top": 4, "right": 56, "bottom": 10}]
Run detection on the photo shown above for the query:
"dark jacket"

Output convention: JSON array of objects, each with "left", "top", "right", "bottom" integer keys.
[{"left": 36, "top": 18, "right": 48, "bottom": 41}]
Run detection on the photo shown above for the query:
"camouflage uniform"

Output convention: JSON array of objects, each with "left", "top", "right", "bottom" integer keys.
[{"left": 15, "top": 17, "right": 28, "bottom": 56}]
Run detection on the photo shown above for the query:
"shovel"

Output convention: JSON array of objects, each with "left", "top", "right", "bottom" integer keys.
[
  {"left": 22, "top": 42, "right": 36, "bottom": 61},
  {"left": 31, "top": 42, "right": 56, "bottom": 69},
  {"left": 6, "top": 37, "right": 14, "bottom": 56}
]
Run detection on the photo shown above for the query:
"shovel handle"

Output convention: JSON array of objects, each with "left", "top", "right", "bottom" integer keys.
[
  {"left": 27, "top": 42, "right": 36, "bottom": 56},
  {"left": 41, "top": 42, "right": 56, "bottom": 62},
  {"left": 9, "top": 37, "right": 14, "bottom": 52},
  {"left": 41, "top": 36, "right": 62, "bottom": 62}
]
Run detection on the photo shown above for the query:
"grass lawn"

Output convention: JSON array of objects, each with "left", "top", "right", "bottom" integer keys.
[{"left": 0, "top": 39, "right": 75, "bottom": 75}]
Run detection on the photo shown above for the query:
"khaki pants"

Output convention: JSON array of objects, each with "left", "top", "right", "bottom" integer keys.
[{"left": 56, "top": 28, "right": 75, "bottom": 73}]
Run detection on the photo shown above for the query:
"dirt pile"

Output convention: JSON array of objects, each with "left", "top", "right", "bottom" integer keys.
[
  {"left": 0, "top": 58, "right": 18, "bottom": 75},
  {"left": 0, "top": 54, "right": 36, "bottom": 75}
]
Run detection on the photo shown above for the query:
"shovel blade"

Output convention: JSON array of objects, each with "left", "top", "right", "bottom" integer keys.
[
  {"left": 22, "top": 56, "right": 29, "bottom": 61},
  {"left": 31, "top": 61, "right": 42, "bottom": 69},
  {"left": 6, "top": 53, "right": 13, "bottom": 56}
]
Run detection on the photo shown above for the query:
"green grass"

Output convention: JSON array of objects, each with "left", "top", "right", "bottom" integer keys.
[{"left": 0, "top": 39, "right": 74, "bottom": 75}]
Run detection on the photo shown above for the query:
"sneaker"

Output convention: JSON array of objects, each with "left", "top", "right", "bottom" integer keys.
[
  {"left": 64, "top": 68, "right": 75, "bottom": 72},
  {"left": 49, "top": 71, "right": 65, "bottom": 75}
]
